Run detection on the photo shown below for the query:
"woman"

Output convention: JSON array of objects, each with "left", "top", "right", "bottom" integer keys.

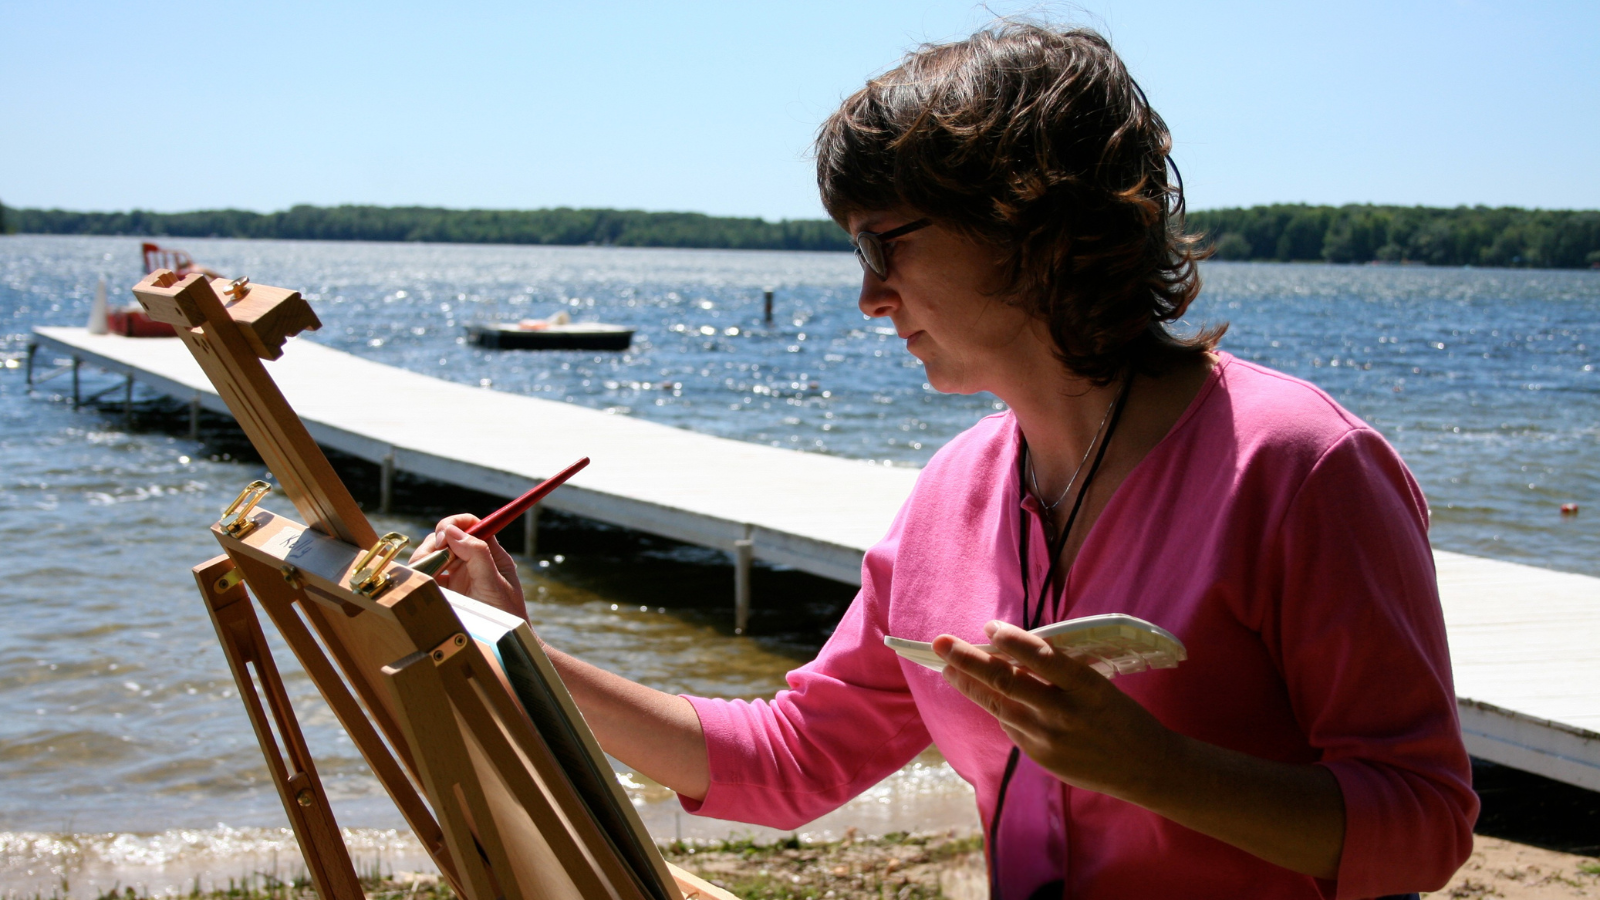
[{"left": 418, "top": 23, "right": 1476, "bottom": 899}]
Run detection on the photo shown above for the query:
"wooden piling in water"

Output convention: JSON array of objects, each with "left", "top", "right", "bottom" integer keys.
[
  {"left": 380, "top": 449, "right": 395, "bottom": 514},
  {"left": 523, "top": 505, "right": 540, "bottom": 557},
  {"left": 733, "top": 537, "right": 753, "bottom": 634}
]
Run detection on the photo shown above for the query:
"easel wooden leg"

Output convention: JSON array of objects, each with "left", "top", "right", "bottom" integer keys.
[
  {"left": 384, "top": 650, "right": 516, "bottom": 900},
  {"left": 193, "top": 555, "right": 364, "bottom": 900}
]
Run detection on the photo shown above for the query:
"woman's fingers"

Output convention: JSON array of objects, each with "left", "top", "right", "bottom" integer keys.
[
  {"left": 984, "top": 620, "right": 1109, "bottom": 694},
  {"left": 934, "top": 635, "right": 1051, "bottom": 723},
  {"left": 438, "top": 513, "right": 483, "bottom": 531},
  {"left": 443, "top": 524, "right": 496, "bottom": 578},
  {"left": 441, "top": 525, "right": 528, "bottom": 621},
  {"left": 407, "top": 530, "right": 439, "bottom": 563}
]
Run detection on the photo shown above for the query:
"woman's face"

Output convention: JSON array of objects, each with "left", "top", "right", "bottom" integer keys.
[{"left": 849, "top": 211, "right": 1043, "bottom": 396}]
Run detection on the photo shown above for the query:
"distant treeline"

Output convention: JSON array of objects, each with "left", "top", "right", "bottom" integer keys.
[
  {"left": 0, "top": 203, "right": 853, "bottom": 252},
  {"left": 6, "top": 200, "right": 1599, "bottom": 269},
  {"left": 1188, "top": 204, "right": 1600, "bottom": 269}
]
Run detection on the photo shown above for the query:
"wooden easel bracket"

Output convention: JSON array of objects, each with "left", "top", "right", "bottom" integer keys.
[{"left": 132, "top": 270, "right": 375, "bottom": 548}]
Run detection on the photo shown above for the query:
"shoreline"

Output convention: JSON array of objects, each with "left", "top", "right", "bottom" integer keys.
[{"left": 3, "top": 829, "right": 1597, "bottom": 900}]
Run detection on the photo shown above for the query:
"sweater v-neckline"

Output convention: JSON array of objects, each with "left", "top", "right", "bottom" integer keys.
[{"left": 1012, "top": 352, "right": 1232, "bottom": 614}]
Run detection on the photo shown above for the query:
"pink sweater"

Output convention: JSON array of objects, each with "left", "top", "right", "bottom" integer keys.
[{"left": 681, "top": 353, "right": 1477, "bottom": 898}]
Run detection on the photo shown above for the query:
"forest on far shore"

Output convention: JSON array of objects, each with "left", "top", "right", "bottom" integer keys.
[
  {"left": 3, "top": 201, "right": 1598, "bottom": 269},
  {"left": 0, "top": 203, "right": 854, "bottom": 252},
  {"left": 1187, "top": 204, "right": 1600, "bottom": 269}
]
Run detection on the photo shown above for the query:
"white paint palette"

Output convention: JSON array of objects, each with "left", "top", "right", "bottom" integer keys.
[{"left": 884, "top": 613, "right": 1187, "bottom": 680}]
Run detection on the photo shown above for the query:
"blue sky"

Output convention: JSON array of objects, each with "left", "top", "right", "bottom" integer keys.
[{"left": 3, "top": 1, "right": 1596, "bottom": 218}]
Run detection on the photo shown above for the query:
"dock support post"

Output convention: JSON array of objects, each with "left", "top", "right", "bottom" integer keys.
[
  {"left": 24, "top": 342, "right": 37, "bottom": 386},
  {"left": 189, "top": 394, "right": 201, "bottom": 441},
  {"left": 733, "top": 534, "right": 753, "bottom": 635},
  {"left": 380, "top": 450, "right": 395, "bottom": 515},
  {"left": 763, "top": 289, "right": 774, "bottom": 324},
  {"left": 71, "top": 357, "right": 81, "bottom": 408},
  {"left": 523, "top": 505, "right": 540, "bottom": 557},
  {"left": 123, "top": 374, "right": 134, "bottom": 429}
]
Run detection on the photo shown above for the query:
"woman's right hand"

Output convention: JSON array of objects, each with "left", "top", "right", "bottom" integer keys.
[{"left": 409, "top": 514, "right": 528, "bottom": 622}]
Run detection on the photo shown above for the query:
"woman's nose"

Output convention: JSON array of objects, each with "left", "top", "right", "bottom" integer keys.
[{"left": 858, "top": 273, "right": 899, "bottom": 319}]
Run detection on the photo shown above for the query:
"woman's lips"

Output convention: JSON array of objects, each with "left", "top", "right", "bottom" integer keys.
[{"left": 903, "top": 330, "right": 924, "bottom": 348}]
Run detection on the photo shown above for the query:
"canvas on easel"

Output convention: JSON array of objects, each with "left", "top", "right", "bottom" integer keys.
[{"left": 131, "top": 270, "right": 735, "bottom": 900}]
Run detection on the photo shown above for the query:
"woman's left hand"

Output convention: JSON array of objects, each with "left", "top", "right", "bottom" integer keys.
[
  {"left": 933, "top": 620, "right": 1178, "bottom": 802},
  {"left": 938, "top": 620, "right": 1347, "bottom": 879}
]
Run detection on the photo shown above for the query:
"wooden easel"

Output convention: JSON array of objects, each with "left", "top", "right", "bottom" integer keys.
[{"left": 131, "top": 271, "right": 735, "bottom": 900}]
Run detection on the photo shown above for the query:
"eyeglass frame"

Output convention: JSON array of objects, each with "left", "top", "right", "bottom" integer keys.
[{"left": 852, "top": 218, "right": 933, "bottom": 280}]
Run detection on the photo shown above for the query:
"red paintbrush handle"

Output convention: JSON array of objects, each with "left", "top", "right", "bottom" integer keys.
[{"left": 467, "top": 457, "right": 590, "bottom": 539}]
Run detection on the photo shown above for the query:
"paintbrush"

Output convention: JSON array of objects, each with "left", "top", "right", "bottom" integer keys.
[{"left": 409, "top": 456, "right": 590, "bottom": 577}]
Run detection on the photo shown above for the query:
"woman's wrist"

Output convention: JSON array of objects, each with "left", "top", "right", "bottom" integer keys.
[
  {"left": 1093, "top": 717, "right": 1192, "bottom": 810},
  {"left": 1100, "top": 729, "right": 1346, "bottom": 880}
]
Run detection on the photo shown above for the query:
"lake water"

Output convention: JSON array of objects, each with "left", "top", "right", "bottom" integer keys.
[{"left": 1, "top": 236, "right": 1596, "bottom": 894}]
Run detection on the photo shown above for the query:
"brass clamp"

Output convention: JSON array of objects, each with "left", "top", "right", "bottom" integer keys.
[
  {"left": 349, "top": 532, "right": 410, "bottom": 599},
  {"left": 225, "top": 276, "right": 251, "bottom": 301},
  {"left": 220, "top": 480, "right": 272, "bottom": 538}
]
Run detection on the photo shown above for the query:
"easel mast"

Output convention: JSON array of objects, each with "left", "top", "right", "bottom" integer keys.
[{"left": 132, "top": 271, "right": 733, "bottom": 900}]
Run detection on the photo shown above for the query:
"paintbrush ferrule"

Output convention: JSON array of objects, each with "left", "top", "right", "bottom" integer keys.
[{"left": 409, "top": 547, "right": 453, "bottom": 577}]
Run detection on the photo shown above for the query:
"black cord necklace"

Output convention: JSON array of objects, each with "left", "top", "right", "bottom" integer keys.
[
  {"left": 988, "top": 371, "right": 1133, "bottom": 899},
  {"left": 1022, "top": 373, "right": 1133, "bottom": 630}
]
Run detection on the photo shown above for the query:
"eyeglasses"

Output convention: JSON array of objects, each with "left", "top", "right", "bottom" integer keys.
[{"left": 852, "top": 218, "right": 932, "bottom": 280}]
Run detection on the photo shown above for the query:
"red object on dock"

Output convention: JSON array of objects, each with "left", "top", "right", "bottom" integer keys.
[
  {"left": 108, "top": 242, "right": 213, "bottom": 338},
  {"left": 106, "top": 307, "right": 178, "bottom": 337},
  {"left": 141, "top": 242, "right": 200, "bottom": 276}
]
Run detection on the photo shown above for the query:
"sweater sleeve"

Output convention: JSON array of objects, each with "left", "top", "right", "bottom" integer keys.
[
  {"left": 677, "top": 509, "right": 932, "bottom": 829},
  {"left": 1269, "top": 429, "right": 1478, "bottom": 898}
]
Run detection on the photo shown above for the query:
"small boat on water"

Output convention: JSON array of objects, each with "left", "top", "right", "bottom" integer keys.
[{"left": 465, "top": 312, "right": 634, "bottom": 351}]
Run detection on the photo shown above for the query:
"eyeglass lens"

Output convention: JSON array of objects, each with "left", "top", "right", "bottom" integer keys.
[
  {"left": 855, "top": 236, "right": 887, "bottom": 278},
  {"left": 852, "top": 218, "right": 932, "bottom": 280}
]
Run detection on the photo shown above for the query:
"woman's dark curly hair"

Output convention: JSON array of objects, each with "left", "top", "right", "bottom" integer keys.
[{"left": 817, "top": 23, "right": 1222, "bottom": 384}]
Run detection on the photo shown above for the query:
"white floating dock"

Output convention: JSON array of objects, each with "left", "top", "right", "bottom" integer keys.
[{"left": 26, "top": 327, "right": 1600, "bottom": 794}]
